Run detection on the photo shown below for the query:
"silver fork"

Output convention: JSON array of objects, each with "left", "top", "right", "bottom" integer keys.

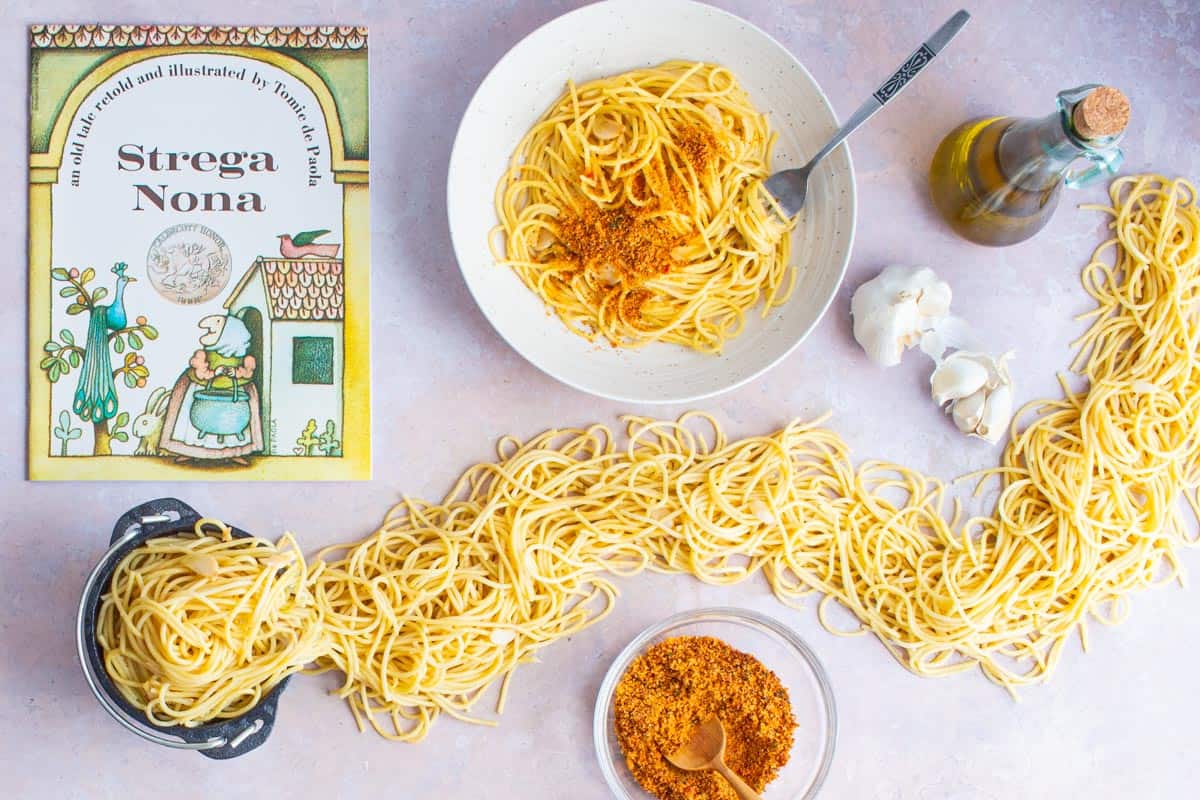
[{"left": 764, "top": 9, "right": 970, "bottom": 217}]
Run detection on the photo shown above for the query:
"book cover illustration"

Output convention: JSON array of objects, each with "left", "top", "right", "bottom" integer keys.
[{"left": 29, "top": 25, "right": 370, "bottom": 480}]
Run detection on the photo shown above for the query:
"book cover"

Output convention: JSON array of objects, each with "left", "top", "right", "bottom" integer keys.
[{"left": 28, "top": 25, "right": 370, "bottom": 480}]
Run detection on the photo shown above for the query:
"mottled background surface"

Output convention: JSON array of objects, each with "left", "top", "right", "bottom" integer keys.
[{"left": 2, "top": 1, "right": 1198, "bottom": 798}]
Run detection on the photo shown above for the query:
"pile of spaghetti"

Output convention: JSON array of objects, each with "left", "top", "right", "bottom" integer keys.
[
  {"left": 492, "top": 61, "right": 793, "bottom": 353},
  {"left": 310, "top": 175, "right": 1199, "bottom": 740},
  {"left": 96, "top": 520, "right": 328, "bottom": 727},
  {"left": 98, "top": 176, "right": 1200, "bottom": 743}
]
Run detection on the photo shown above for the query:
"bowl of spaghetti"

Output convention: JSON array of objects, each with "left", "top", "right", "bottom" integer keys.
[
  {"left": 76, "top": 498, "right": 326, "bottom": 759},
  {"left": 448, "top": 0, "right": 855, "bottom": 403}
]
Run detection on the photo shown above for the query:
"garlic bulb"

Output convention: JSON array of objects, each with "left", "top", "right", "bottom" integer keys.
[
  {"left": 850, "top": 265, "right": 953, "bottom": 366},
  {"left": 850, "top": 265, "right": 1013, "bottom": 443},
  {"left": 931, "top": 351, "right": 1014, "bottom": 443}
]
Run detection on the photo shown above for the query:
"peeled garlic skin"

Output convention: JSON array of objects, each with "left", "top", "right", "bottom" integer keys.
[
  {"left": 931, "top": 354, "right": 990, "bottom": 406},
  {"left": 850, "top": 264, "right": 952, "bottom": 367}
]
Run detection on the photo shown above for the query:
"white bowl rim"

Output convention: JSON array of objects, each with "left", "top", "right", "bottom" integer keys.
[
  {"left": 446, "top": 0, "right": 858, "bottom": 404},
  {"left": 592, "top": 605, "right": 838, "bottom": 800}
]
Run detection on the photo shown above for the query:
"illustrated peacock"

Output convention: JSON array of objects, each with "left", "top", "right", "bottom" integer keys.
[{"left": 73, "top": 262, "right": 136, "bottom": 423}]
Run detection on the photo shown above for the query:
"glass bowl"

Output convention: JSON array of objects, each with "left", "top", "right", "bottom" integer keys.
[{"left": 594, "top": 607, "right": 836, "bottom": 799}]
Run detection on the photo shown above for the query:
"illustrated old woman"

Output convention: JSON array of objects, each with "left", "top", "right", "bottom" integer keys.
[{"left": 159, "top": 313, "right": 264, "bottom": 463}]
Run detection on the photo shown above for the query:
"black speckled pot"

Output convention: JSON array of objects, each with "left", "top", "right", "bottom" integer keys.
[{"left": 77, "top": 497, "right": 289, "bottom": 759}]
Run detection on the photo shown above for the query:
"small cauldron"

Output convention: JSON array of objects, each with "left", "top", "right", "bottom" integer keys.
[
  {"left": 76, "top": 498, "right": 289, "bottom": 759},
  {"left": 189, "top": 381, "right": 251, "bottom": 441}
]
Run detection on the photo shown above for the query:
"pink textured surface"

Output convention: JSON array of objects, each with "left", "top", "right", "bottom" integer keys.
[{"left": 2, "top": 1, "right": 1199, "bottom": 798}]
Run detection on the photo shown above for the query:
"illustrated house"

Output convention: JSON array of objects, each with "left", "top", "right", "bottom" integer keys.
[{"left": 223, "top": 257, "right": 344, "bottom": 455}]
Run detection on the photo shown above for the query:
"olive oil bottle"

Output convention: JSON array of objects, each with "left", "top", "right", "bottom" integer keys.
[{"left": 929, "top": 85, "right": 1128, "bottom": 246}]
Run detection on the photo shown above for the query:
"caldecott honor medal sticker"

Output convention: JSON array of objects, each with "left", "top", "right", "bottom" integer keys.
[{"left": 146, "top": 223, "right": 232, "bottom": 305}]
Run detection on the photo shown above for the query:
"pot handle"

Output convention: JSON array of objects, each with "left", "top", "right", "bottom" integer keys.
[
  {"left": 108, "top": 498, "right": 203, "bottom": 545},
  {"left": 204, "top": 375, "right": 242, "bottom": 401}
]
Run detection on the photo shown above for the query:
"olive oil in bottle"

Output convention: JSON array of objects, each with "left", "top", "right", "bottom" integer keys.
[{"left": 929, "top": 85, "right": 1129, "bottom": 246}]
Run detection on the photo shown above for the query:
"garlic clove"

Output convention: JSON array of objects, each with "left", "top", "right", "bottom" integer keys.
[
  {"left": 264, "top": 551, "right": 296, "bottom": 569},
  {"left": 749, "top": 499, "right": 775, "bottom": 524},
  {"left": 592, "top": 116, "right": 622, "bottom": 140},
  {"left": 595, "top": 262, "right": 620, "bottom": 286},
  {"left": 702, "top": 102, "right": 723, "bottom": 126},
  {"left": 965, "top": 352, "right": 1005, "bottom": 389},
  {"left": 951, "top": 388, "right": 987, "bottom": 433},
  {"left": 182, "top": 553, "right": 219, "bottom": 577},
  {"left": 489, "top": 628, "right": 516, "bottom": 645},
  {"left": 939, "top": 350, "right": 1012, "bottom": 389},
  {"left": 974, "top": 382, "right": 1013, "bottom": 443},
  {"left": 937, "top": 349, "right": 1015, "bottom": 444},
  {"left": 931, "top": 352, "right": 991, "bottom": 406}
]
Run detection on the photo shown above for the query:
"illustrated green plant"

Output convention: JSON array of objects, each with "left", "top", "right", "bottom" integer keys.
[
  {"left": 317, "top": 419, "right": 342, "bottom": 456},
  {"left": 52, "top": 410, "right": 82, "bottom": 456},
  {"left": 39, "top": 266, "right": 158, "bottom": 455},
  {"left": 294, "top": 419, "right": 319, "bottom": 455},
  {"left": 109, "top": 411, "right": 132, "bottom": 445}
]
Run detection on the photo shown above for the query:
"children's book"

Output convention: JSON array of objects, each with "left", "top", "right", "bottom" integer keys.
[{"left": 28, "top": 25, "right": 370, "bottom": 480}]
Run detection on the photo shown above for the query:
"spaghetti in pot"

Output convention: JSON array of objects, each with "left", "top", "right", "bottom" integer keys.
[
  {"left": 95, "top": 519, "right": 328, "bottom": 727},
  {"left": 491, "top": 61, "right": 794, "bottom": 353}
]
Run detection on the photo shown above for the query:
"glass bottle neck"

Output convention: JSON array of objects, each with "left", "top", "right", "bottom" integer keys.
[{"left": 996, "top": 110, "right": 1086, "bottom": 192}]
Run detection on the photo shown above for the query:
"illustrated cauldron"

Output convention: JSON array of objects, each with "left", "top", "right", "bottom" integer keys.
[{"left": 189, "top": 380, "right": 251, "bottom": 443}]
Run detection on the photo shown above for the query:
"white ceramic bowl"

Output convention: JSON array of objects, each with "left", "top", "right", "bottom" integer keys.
[{"left": 448, "top": 0, "right": 856, "bottom": 403}]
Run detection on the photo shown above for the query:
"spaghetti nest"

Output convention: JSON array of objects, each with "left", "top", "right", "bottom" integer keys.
[
  {"left": 492, "top": 61, "right": 793, "bottom": 353},
  {"left": 96, "top": 520, "right": 329, "bottom": 727}
]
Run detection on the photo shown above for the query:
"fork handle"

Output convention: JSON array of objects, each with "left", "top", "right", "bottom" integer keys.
[
  {"left": 714, "top": 761, "right": 763, "bottom": 800},
  {"left": 803, "top": 9, "right": 970, "bottom": 171}
]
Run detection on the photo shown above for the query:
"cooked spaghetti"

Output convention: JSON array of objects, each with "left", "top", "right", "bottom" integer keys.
[
  {"left": 309, "top": 175, "right": 1199, "bottom": 740},
  {"left": 95, "top": 177, "right": 1200, "bottom": 743},
  {"left": 492, "top": 61, "right": 794, "bottom": 353},
  {"left": 95, "top": 519, "right": 328, "bottom": 727}
]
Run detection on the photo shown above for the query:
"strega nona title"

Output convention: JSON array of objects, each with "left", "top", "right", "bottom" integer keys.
[{"left": 118, "top": 144, "right": 276, "bottom": 212}]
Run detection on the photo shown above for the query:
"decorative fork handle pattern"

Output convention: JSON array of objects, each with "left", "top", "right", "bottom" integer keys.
[
  {"left": 871, "top": 9, "right": 969, "bottom": 107},
  {"left": 873, "top": 44, "right": 936, "bottom": 104},
  {"left": 766, "top": 9, "right": 970, "bottom": 215},
  {"left": 800, "top": 11, "right": 968, "bottom": 174}
]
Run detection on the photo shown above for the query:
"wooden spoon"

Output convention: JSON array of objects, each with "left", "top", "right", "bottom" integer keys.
[{"left": 665, "top": 716, "right": 762, "bottom": 800}]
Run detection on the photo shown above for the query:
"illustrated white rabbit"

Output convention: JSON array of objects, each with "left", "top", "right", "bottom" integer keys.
[{"left": 132, "top": 386, "right": 171, "bottom": 455}]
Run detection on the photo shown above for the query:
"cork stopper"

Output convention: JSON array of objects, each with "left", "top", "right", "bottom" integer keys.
[{"left": 1071, "top": 86, "right": 1130, "bottom": 139}]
